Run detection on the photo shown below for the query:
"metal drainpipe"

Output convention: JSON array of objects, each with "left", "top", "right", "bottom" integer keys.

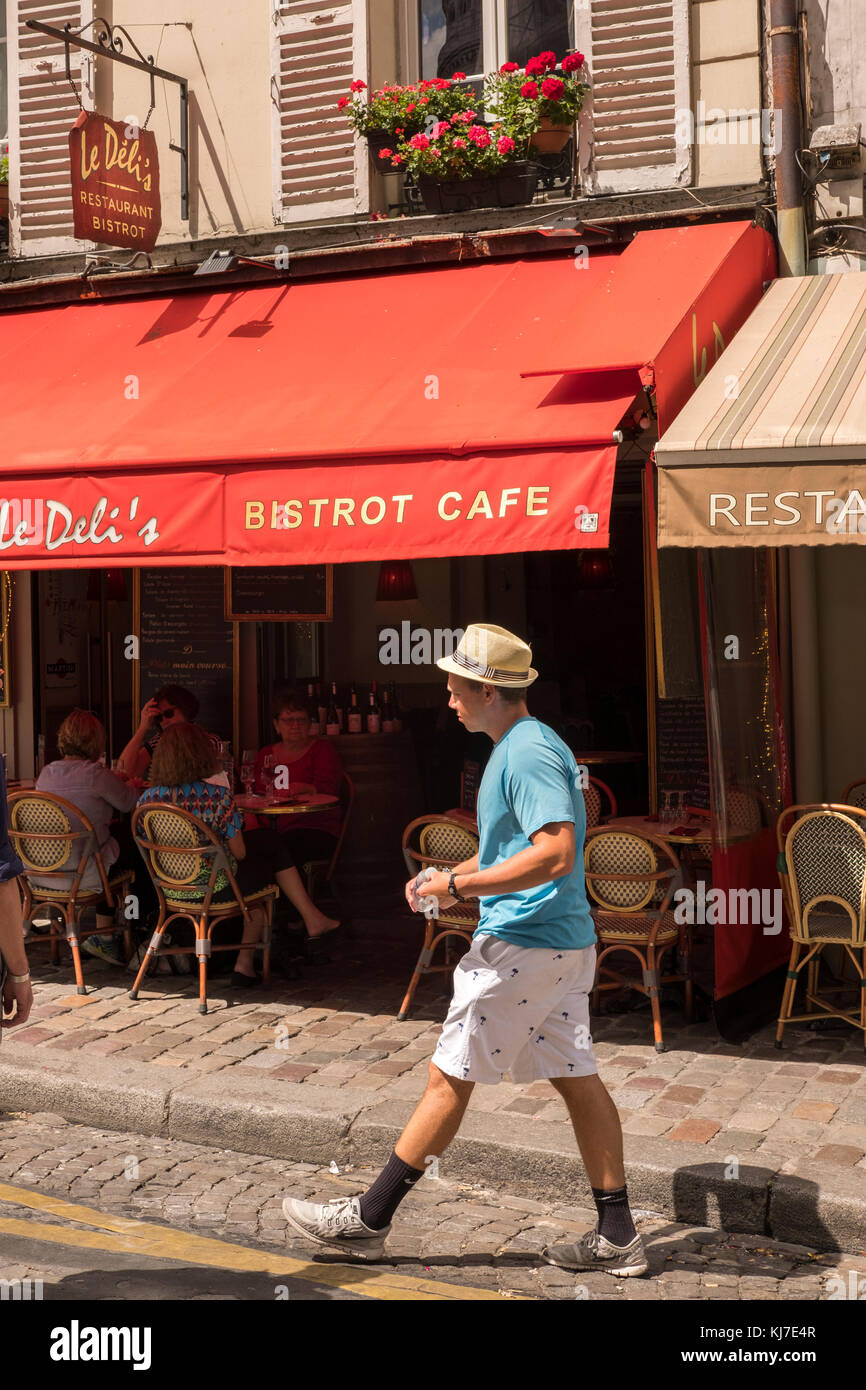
[
  {"left": 770, "top": 0, "right": 822, "bottom": 798},
  {"left": 770, "top": 0, "right": 807, "bottom": 277}
]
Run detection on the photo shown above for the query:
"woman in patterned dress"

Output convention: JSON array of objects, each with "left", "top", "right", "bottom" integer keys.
[{"left": 138, "top": 724, "right": 338, "bottom": 985}]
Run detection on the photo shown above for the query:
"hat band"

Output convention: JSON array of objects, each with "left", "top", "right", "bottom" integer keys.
[{"left": 451, "top": 649, "right": 529, "bottom": 684}]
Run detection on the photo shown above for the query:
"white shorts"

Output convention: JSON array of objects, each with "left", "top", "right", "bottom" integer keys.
[{"left": 433, "top": 933, "right": 598, "bottom": 1086}]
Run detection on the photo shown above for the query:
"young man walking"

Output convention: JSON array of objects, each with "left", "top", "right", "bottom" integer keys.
[{"left": 283, "top": 624, "right": 647, "bottom": 1278}]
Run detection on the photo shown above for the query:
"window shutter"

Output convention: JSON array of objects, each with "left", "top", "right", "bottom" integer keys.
[
  {"left": 8, "top": 0, "right": 94, "bottom": 257},
  {"left": 576, "top": 0, "right": 692, "bottom": 195},
  {"left": 271, "top": 0, "right": 369, "bottom": 225}
]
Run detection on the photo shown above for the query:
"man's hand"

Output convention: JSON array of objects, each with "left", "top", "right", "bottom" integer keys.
[
  {"left": 405, "top": 872, "right": 452, "bottom": 913},
  {"left": 2, "top": 975, "right": 33, "bottom": 1029}
]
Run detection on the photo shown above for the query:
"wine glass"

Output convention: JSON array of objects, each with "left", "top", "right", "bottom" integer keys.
[{"left": 241, "top": 757, "right": 256, "bottom": 797}]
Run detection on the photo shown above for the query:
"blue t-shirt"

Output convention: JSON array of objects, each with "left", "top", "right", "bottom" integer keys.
[{"left": 474, "top": 717, "right": 596, "bottom": 951}]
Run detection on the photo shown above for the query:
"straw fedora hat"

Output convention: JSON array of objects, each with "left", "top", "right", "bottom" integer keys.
[{"left": 436, "top": 623, "right": 538, "bottom": 689}]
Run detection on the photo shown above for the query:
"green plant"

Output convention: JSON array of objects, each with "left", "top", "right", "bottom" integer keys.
[
  {"left": 485, "top": 51, "right": 589, "bottom": 134},
  {"left": 0, "top": 155, "right": 8, "bottom": 185}
]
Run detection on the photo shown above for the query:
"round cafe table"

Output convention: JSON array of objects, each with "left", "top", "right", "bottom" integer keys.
[
  {"left": 604, "top": 814, "right": 713, "bottom": 846},
  {"left": 235, "top": 792, "right": 338, "bottom": 818}
]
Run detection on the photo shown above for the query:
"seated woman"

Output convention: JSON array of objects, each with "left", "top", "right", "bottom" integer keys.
[
  {"left": 254, "top": 689, "right": 343, "bottom": 867},
  {"left": 35, "top": 709, "right": 139, "bottom": 967},
  {"left": 138, "top": 724, "right": 340, "bottom": 984}
]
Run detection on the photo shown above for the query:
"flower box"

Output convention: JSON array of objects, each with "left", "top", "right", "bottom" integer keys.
[
  {"left": 0, "top": 185, "right": 8, "bottom": 222},
  {"left": 416, "top": 161, "right": 538, "bottom": 214}
]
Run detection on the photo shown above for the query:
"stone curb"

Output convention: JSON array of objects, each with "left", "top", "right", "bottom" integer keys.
[{"left": 0, "top": 1050, "right": 862, "bottom": 1253}]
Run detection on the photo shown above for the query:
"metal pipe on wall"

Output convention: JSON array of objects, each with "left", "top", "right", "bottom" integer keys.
[{"left": 770, "top": 0, "right": 820, "bottom": 798}]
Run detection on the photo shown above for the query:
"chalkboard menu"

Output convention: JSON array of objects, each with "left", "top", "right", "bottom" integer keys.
[
  {"left": 656, "top": 696, "right": 710, "bottom": 811},
  {"left": 225, "top": 566, "right": 332, "bottom": 622},
  {"left": 136, "top": 568, "right": 236, "bottom": 742}
]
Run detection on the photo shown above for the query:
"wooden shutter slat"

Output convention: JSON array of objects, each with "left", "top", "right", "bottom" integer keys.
[{"left": 272, "top": 0, "right": 368, "bottom": 224}]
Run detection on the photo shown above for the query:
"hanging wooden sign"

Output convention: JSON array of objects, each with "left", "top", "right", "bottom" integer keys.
[{"left": 69, "top": 111, "right": 161, "bottom": 251}]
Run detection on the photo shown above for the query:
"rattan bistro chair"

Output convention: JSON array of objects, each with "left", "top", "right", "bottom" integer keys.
[
  {"left": 842, "top": 779, "right": 866, "bottom": 813},
  {"left": 585, "top": 776, "right": 617, "bottom": 830},
  {"left": 775, "top": 805, "right": 866, "bottom": 1049},
  {"left": 8, "top": 790, "right": 134, "bottom": 995},
  {"left": 131, "top": 804, "right": 277, "bottom": 1014},
  {"left": 585, "top": 826, "right": 691, "bottom": 1052},
  {"left": 397, "top": 815, "right": 480, "bottom": 1021},
  {"left": 302, "top": 773, "right": 355, "bottom": 903}
]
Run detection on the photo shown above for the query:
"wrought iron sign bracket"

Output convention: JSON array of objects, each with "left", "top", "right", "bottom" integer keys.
[{"left": 25, "top": 16, "right": 189, "bottom": 220}]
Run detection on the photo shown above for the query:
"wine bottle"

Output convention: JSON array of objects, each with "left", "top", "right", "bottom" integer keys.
[
  {"left": 348, "top": 687, "right": 362, "bottom": 734},
  {"left": 316, "top": 682, "right": 327, "bottom": 730},
  {"left": 325, "top": 682, "right": 340, "bottom": 738},
  {"left": 381, "top": 685, "right": 395, "bottom": 734},
  {"left": 307, "top": 682, "right": 320, "bottom": 736},
  {"left": 335, "top": 681, "right": 345, "bottom": 732},
  {"left": 366, "top": 683, "right": 381, "bottom": 734}
]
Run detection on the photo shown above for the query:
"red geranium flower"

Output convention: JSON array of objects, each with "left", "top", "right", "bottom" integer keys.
[
  {"left": 431, "top": 120, "right": 451, "bottom": 138},
  {"left": 452, "top": 71, "right": 466, "bottom": 80},
  {"left": 350, "top": 79, "right": 367, "bottom": 92},
  {"left": 521, "top": 81, "right": 539, "bottom": 99},
  {"left": 468, "top": 124, "right": 491, "bottom": 148},
  {"left": 392, "top": 154, "right": 404, "bottom": 165},
  {"left": 406, "top": 103, "right": 416, "bottom": 112},
  {"left": 541, "top": 76, "right": 565, "bottom": 100},
  {"left": 337, "top": 96, "right": 349, "bottom": 110},
  {"left": 497, "top": 135, "right": 515, "bottom": 155},
  {"left": 409, "top": 132, "right": 430, "bottom": 149},
  {"left": 500, "top": 61, "right": 520, "bottom": 73},
  {"left": 525, "top": 56, "right": 546, "bottom": 76},
  {"left": 378, "top": 148, "right": 393, "bottom": 159},
  {"left": 538, "top": 50, "right": 557, "bottom": 71},
  {"left": 561, "top": 52, "right": 583, "bottom": 73},
  {"left": 453, "top": 137, "right": 467, "bottom": 149}
]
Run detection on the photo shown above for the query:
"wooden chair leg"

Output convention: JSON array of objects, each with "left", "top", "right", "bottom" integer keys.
[
  {"left": 262, "top": 902, "right": 273, "bottom": 986},
  {"left": 645, "top": 944, "right": 665, "bottom": 1052},
  {"left": 129, "top": 916, "right": 169, "bottom": 1000},
  {"left": 198, "top": 916, "right": 209, "bottom": 1015},
  {"left": 65, "top": 912, "right": 87, "bottom": 996},
  {"left": 775, "top": 942, "right": 801, "bottom": 1047},
  {"left": 681, "top": 928, "right": 694, "bottom": 1022},
  {"left": 860, "top": 947, "right": 866, "bottom": 1051},
  {"left": 397, "top": 920, "right": 434, "bottom": 1021}
]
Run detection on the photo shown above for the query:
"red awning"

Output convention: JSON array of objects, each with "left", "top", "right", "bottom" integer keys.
[{"left": 0, "top": 221, "right": 774, "bottom": 568}]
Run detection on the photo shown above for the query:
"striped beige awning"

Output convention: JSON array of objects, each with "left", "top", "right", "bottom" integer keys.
[{"left": 656, "top": 273, "right": 866, "bottom": 546}]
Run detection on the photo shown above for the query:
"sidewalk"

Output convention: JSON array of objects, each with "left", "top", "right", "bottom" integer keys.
[{"left": 2, "top": 930, "right": 865, "bottom": 1253}]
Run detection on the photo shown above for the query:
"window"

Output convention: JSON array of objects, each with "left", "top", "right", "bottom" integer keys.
[{"left": 417, "top": 0, "right": 572, "bottom": 81}]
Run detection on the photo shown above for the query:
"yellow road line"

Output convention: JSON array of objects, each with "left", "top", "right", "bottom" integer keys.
[{"left": 0, "top": 1185, "right": 515, "bottom": 1301}]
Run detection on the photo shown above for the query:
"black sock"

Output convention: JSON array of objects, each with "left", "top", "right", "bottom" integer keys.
[
  {"left": 358, "top": 1151, "right": 426, "bottom": 1231},
  {"left": 592, "top": 1185, "right": 637, "bottom": 1246}
]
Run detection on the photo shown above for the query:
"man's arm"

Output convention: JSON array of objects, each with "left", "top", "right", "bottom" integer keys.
[
  {"left": 414, "top": 825, "right": 574, "bottom": 906},
  {"left": 117, "top": 698, "right": 160, "bottom": 776}
]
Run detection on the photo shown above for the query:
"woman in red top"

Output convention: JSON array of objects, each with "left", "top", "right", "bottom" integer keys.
[{"left": 254, "top": 691, "right": 344, "bottom": 937}]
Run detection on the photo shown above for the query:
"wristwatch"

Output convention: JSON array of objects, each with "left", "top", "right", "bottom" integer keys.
[{"left": 447, "top": 870, "right": 465, "bottom": 903}]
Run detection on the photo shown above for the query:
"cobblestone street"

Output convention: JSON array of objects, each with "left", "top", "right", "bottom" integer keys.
[
  {"left": 1, "top": 1110, "right": 864, "bottom": 1301},
  {"left": 6, "top": 934, "right": 866, "bottom": 1176}
]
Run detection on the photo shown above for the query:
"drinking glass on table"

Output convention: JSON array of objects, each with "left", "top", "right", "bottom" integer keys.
[
  {"left": 241, "top": 753, "right": 256, "bottom": 797},
  {"left": 261, "top": 751, "right": 276, "bottom": 797}
]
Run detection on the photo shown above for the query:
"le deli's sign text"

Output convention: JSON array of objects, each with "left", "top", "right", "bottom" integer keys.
[{"left": 69, "top": 111, "right": 161, "bottom": 251}]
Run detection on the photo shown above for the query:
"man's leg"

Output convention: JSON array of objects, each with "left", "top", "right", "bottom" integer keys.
[
  {"left": 394, "top": 1062, "right": 475, "bottom": 1168},
  {"left": 282, "top": 1063, "right": 474, "bottom": 1259},
  {"left": 546, "top": 1073, "right": 646, "bottom": 1275},
  {"left": 549, "top": 1073, "right": 624, "bottom": 1190}
]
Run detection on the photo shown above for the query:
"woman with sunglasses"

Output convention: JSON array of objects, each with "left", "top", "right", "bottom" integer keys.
[{"left": 117, "top": 684, "right": 228, "bottom": 788}]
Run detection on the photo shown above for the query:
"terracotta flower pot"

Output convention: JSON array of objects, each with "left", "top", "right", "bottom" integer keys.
[
  {"left": 416, "top": 162, "right": 538, "bottom": 214},
  {"left": 529, "top": 118, "right": 573, "bottom": 154}
]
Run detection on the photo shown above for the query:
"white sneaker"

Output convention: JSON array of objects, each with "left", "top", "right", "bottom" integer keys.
[{"left": 282, "top": 1196, "right": 389, "bottom": 1261}]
